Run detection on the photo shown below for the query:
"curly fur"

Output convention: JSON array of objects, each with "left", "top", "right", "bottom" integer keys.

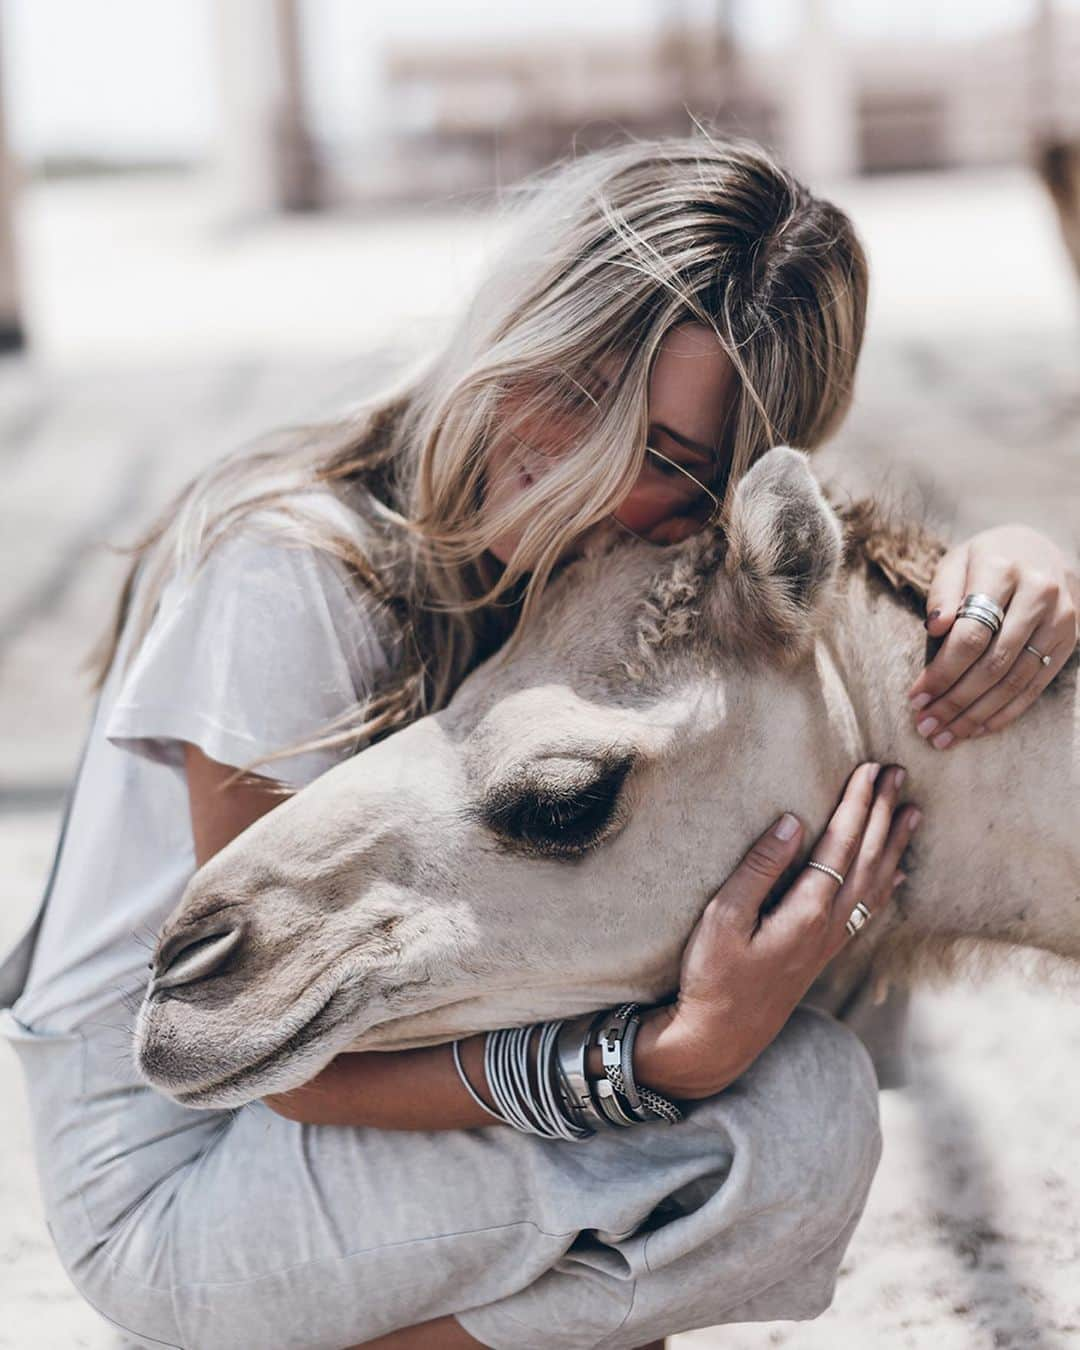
[
  {"left": 831, "top": 494, "right": 948, "bottom": 616},
  {"left": 621, "top": 530, "right": 725, "bottom": 681}
]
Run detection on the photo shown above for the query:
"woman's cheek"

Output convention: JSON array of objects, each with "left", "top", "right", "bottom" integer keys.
[
  {"left": 479, "top": 442, "right": 525, "bottom": 564},
  {"left": 612, "top": 485, "right": 671, "bottom": 536}
]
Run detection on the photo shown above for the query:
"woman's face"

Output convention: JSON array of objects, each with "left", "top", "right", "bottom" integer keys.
[{"left": 482, "top": 321, "right": 736, "bottom": 566}]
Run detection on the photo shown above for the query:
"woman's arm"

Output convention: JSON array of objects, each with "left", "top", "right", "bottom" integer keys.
[
  {"left": 261, "top": 1010, "right": 646, "bottom": 1128},
  {"left": 184, "top": 742, "right": 288, "bottom": 860}
]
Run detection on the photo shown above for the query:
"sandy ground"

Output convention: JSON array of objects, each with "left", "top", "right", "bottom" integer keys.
[{"left": 1, "top": 166, "right": 1079, "bottom": 1347}]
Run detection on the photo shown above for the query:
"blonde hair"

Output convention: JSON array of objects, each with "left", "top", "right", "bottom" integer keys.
[{"left": 94, "top": 129, "right": 868, "bottom": 769}]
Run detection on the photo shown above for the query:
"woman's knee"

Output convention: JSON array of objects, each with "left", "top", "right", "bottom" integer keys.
[{"left": 691, "top": 1004, "right": 882, "bottom": 1252}]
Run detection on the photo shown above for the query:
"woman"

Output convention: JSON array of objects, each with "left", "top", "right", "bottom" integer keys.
[{"left": 2, "top": 134, "right": 1077, "bottom": 1349}]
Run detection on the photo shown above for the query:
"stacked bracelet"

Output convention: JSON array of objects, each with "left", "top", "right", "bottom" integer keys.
[
  {"left": 556, "top": 1010, "right": 613, "bottom": 1133},
  {"left": 598, "top": 1004, "right": 683, "bottom": 1126},
  {"left": 451, "top": 1002, "right": 683, "bottom": 1140}
]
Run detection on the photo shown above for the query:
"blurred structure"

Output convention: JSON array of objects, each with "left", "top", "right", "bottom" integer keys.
[
  {"left": 0, "top": 9, "right": 24, "bottom": 350},
  {"left": 1039, "top": 140, "right": 1080, "bottom": 281},
  {"left": 382, "top": 29, "right": 763, "bottom": 198},
  {"left": 5, "top": 3, "right": 1080, "bottom": 216},
  {"left": 1032, "top": 0, "right": 1080, "bottom": 282},
  {"left": 215, "top": 0, "right": 322, "bottom": 214},
  {"left": 371, "top": 4, "right": 1080, "bottom": 200}
]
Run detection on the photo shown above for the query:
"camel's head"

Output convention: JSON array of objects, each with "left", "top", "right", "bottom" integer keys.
[{"left": 136, "top": 447, "right": 858, "bottom": 1106}]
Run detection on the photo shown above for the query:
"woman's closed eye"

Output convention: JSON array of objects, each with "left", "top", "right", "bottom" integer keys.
[
  {"left": 648, "top": 451, "right": 694, "bottom": 479},
  {"left": 648, "top": 432, "right": 714, "bottom": 475}
]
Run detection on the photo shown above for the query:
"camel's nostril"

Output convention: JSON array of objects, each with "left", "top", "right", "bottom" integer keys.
[{"left": 150, "top": 926, "right": 244, "bottom": 995}]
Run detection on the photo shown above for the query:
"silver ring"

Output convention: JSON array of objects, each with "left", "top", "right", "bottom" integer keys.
[
  {"left": 956, "top": 606, "right": 1001, "bottom": 636},
  {"left": 1024, "top": 643, "right": 1052, "bottom": 667},
  {"left": 962, "top": 593, "right": 1005, "bottom": 624},
  {"left": 958, "top": 602, "right": 1002, "bottom": 622},
  {"left": 806, "top": 860, "right": 845, "bottom": 887},
  {"left": 845, "top": 901, "right": 872, "bottom": 938}
]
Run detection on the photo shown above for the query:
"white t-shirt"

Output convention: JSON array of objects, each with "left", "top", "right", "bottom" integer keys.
[{"left": 6, "top": 508, "right": 399, "bottom": 1034}]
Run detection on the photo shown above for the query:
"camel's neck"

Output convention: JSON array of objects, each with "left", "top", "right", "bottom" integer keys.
[{"left": 819, "top": 564, "right": 1080, "bottom": 966}]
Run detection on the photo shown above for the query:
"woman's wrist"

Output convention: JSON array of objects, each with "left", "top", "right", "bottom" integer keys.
[
  {"left": 631, "top": 1002, "right": 739, "bottom": 1102},
  {"left": 468, "top": 1011, "right": 692, "bottom": 1105}
]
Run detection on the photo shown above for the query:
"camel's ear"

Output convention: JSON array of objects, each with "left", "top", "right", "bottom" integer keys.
[{"left": 714, "top": 446, "right": 843, "bottom": 659}]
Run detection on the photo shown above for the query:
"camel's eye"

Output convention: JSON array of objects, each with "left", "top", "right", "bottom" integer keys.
[{"left": 483, "top": 757, "right": 632, "bottom": 858}]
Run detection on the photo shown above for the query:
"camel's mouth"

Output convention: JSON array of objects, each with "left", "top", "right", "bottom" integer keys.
[{"left": 139, "top": 983, "right": 353, "bottom": 1109}]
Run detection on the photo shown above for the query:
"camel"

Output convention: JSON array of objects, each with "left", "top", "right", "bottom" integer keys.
[{"left": 134, "top": 446, "right": 1080, "bottom": 1109}]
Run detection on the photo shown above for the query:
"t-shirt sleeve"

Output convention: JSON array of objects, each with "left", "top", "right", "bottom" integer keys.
[{"left": 103, "top": 532, "right": 396, "bottom": 788}]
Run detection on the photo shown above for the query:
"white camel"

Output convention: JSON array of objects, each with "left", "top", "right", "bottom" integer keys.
[{"left": 134, "top": 447, "right": 1080, "bottom": 1109}]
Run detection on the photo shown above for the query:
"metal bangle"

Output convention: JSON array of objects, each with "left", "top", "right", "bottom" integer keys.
[
  {"left": 451, "top": 1037, "right": 507, "bottom": 1125},
  {"left": 555, "top": 1012, "right": 609, "bottom": 1132},
  {"left": 561, "top": 1005, "right": 686, "bottom": 1131},
  {"left": 536, "top": 1020, "right": 591, "bottom": 1140},
  {"left": 485, "top": 1022, "right": 593, "bottom": 1140}
]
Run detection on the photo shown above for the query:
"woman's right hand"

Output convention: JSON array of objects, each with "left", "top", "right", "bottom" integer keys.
[{"left": 634, "top": 761, "right": 920, "bottom": 1102}]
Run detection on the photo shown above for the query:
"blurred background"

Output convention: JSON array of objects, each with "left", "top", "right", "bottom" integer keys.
[{"left": 1, "top": 3, "right": 1079, "bottom": 1347}]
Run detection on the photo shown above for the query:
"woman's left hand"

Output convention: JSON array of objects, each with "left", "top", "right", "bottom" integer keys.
[{"left": 906, "top": 524, "right": 1080, "bottom": 748}]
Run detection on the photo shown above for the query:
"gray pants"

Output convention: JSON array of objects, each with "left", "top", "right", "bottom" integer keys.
[{"left": 2, "top": 997, "right": 881, "bottom": 1350}]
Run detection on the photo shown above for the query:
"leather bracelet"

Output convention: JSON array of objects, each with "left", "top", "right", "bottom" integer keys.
[
  {"left": 605, "top": 1002, "right": 684, "bottom": 1126},
  {"left": 597, "top": 1004, "right": 651, "bottom": 1121}
]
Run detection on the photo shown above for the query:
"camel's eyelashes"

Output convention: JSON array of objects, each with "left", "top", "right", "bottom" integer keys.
[{"left": 482, "top": 760, "right": 631, "bottom": 858}]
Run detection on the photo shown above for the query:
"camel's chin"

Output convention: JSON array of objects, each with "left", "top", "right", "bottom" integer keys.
[{"left": 135, "top": 985, "right": 356, "bottom": 1110}]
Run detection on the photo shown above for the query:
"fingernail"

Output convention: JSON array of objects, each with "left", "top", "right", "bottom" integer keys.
[
  {"left": 973, "top": 724, "right": 986, "bottom": 737},
  {"left": 773, "top": 812, "right": 800, "bottom": 840},
  {"left": 909, "top": 692, "right": 932, "bottom": 711},
  {"left": 893, "top": 767, "right": 906, "bottom": 788},
  {"left": 908, "top": 808, "right": 922, "bottom": 830},
  {"left": 923, "top": 609, "right": 942, "bottom": 629},
  {"left": 931, "top": 730, "right": 954, "bottom": 750},
  {"left": 916, "top": 717, "right": 939, "bottom": 737},
  {"left": 892, "top": 870, "right": 908, "bottom": 888}
]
